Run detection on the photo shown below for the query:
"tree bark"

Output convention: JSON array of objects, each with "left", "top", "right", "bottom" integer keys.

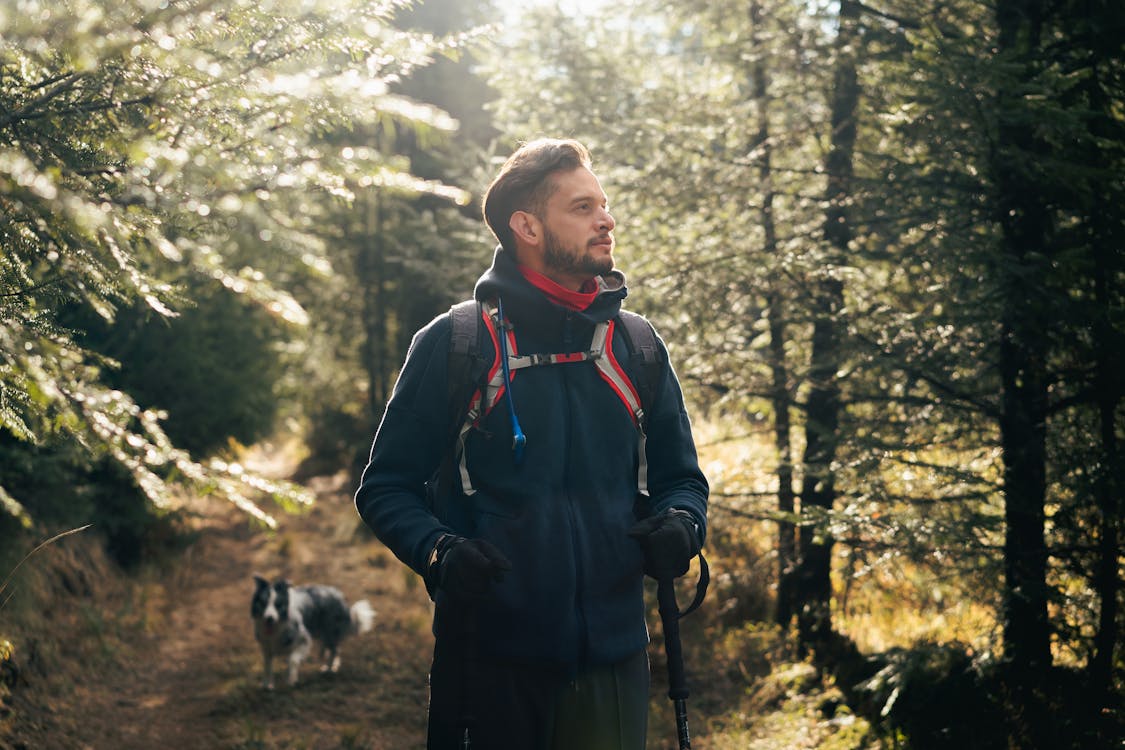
[
  {"left": 748, "top": 0, "right": 797, "bottom": 630},
  {"left": 359, "top": 192, "right": 389, "bottom": 426},
  {"left": 1090, "top": 251, "right": 1120, "bottom": 710},
  {"left": 769, "top": 288, "right": 797, "bottom": 629},
  {"left": 992, "top": 2, "right": 1055, "bottom": 747},
  {"left": 1079, "top": 4, "right": 1123, "bottom": 708},
  {"left": 796, "top": 0, "right": 859, "bottom": 653},
  {"left": 994, "top": 0, "right": 1053, "bottom": 680}
]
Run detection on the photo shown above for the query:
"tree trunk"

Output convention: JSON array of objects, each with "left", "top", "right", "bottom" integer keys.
[
  {"left": 996, "top": 249, "right": 1051, "bottom": 746},
  {"left": 359, "top": 192, "right": 389, "bottom": 425},
  {"left": 1090, "top": 256, "right": 1120, "bottom": 709},
  {"left": 796, "top": 287, "right": 842, "bottom": 652},
  {"left": 769, "top": 289, "right": 797, "bottom": 629},
  {"left": 796, "top": 0, "right": 859, "bottom": 654},
  {"left": 994, "top": 0, "right": 1052, "bottom": 679},
  {"left": 993, "top": 1, "right": 1054, "bottom": 746},
  {"left": 748, "top": 0, "right": 797, "bottom": 630},
  {"left": 1082, "top": 8, "right": 1122, "bottom": 710}
]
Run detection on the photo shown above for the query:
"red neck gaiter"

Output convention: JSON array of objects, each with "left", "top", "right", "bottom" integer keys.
[{"left": 519, "top": 266, "right": 599, "bottom": 311}]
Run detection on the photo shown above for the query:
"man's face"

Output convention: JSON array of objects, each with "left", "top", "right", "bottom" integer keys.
[{"left": 537, "top": 167, "right": 616, "bottom": 284}]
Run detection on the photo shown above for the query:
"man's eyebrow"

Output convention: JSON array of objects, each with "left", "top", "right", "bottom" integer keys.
[{"left": 569, "top": 193, "right": 608, "bottom": 206}]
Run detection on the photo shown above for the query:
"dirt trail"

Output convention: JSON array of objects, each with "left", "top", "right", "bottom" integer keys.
[
  {"left": 8, "top": 467, "right": 438, "bottom": 750},
  {"left": 4, "top": 454, "right": 749, "bottom": 750}
]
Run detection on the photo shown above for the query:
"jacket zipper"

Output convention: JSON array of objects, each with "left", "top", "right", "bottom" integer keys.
[{"left": 561, "top": 311, "right": 588, "bottom": 663}]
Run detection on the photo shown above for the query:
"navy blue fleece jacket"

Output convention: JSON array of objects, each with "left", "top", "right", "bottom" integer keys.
[{"left": 354, "top": 247, "right": 708, "bottom": 670}]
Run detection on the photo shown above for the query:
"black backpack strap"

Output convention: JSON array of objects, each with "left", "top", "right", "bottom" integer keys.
[
  {"left": 615, "top": 310, "right": 664, "bottom": 433},
  {"left": 449, "top": 300, "right": 480, "bottom": 361},
  {"left": 430, "top": 300, "right": 489, "bottom": 515}
]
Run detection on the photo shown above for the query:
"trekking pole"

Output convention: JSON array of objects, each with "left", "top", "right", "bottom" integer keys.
[
  {"left": 657, "top": 577, "right": 692, "bottom": 750},
  {"left": 459, "top": 605, "right": 478, "bottom": 749}
]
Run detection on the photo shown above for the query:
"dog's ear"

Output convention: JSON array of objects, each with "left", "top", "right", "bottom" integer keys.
[
  {"left": 274, "top": 578, "right": 290, "bottom": 592},
  {"left": 254, "top": 574, "right": 269, "bottom": 589}
]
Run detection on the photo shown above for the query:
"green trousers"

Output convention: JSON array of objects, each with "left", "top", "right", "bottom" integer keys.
[{"left": 427, "top": 644, "right": 649, "bottom": 750}]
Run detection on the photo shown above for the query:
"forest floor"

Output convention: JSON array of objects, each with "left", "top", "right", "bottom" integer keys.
[
  {"left": 0, "top": 445, "right": 878, "bottom": 750},
  {"left": 2, "top": 447, "right": 437, "bottom": 750}
]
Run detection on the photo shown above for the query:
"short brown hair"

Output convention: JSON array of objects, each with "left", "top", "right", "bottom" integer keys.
[{"left": 482, "top": 138, "right": 592, "bottom": 251}]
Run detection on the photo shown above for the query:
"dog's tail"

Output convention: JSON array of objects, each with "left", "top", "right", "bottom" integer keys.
[{"left": 350, "top": 599, "right": 376, "bottom": 635}]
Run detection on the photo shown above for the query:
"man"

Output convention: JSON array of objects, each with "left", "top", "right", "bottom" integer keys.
[{"left": 355, "top": 138, "right": 708, "bottom": 749}]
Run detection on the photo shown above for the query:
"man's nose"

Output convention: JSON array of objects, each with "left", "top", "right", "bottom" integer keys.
[{"left": 599, "top": 207, "right": 615, "bottom": 232}]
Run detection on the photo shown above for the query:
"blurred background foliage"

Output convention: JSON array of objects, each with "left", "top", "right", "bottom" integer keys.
[{"left": 1, "top": 0, "right": 1122, "bottom": 747}]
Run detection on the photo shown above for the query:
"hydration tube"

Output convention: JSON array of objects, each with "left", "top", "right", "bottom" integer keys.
[{"left": 496, "top": 297, "right": 527, "bottom": 465}]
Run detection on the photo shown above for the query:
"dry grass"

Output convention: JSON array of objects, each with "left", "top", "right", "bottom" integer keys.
[{"left": 694, "top": 413, "right": 1000, "bottom": 652}]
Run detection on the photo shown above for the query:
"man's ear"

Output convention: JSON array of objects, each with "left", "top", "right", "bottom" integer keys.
[{"left": 509, "top": 210, "right": 541, "bottom": 247}]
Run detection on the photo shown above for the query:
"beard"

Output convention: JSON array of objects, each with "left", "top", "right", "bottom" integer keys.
[{"left": 542, "top": 226, "right": 614, "bottom": 279}]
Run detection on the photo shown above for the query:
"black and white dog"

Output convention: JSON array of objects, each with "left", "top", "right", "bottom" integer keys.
[{"left": 251, "top": 575, "right": 375, "bottom": 689}]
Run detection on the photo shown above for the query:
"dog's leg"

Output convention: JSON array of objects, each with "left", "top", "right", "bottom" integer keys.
[
  {"left": 261, "top": 645, "right": 275, "bottom": 690},
  {"left": 287, "top": 636, "right": 311, "bottom": 686},
  {"left": 320, "top": 645, "right": 341, "bottom": 673}
]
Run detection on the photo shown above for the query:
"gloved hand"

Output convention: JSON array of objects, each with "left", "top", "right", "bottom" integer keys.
[
  {"left": 628, "top": 509, "right": 701, "bottom": 581},
  {"left": 427, "top": 535, "right": 512, "bottom": 602}
]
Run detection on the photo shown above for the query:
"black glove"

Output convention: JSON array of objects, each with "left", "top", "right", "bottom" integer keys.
[
  {"left": 628, "top": 509, "right": 701, "bottom": 581},
  {"left": 426, "top": 535, "right": 512, "bottom": 602}
]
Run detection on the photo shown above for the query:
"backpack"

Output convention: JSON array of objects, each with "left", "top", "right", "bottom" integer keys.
[
  {"left": 431, "top": 298, "right": 711, "bottom": 619},
  {"left": 430, "top": 299, "right": 664, "bottom": 506}
]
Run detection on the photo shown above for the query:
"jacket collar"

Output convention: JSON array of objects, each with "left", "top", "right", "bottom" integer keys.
[{"left": 473, "top": 246, "right": 628, "bottom": 340}]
